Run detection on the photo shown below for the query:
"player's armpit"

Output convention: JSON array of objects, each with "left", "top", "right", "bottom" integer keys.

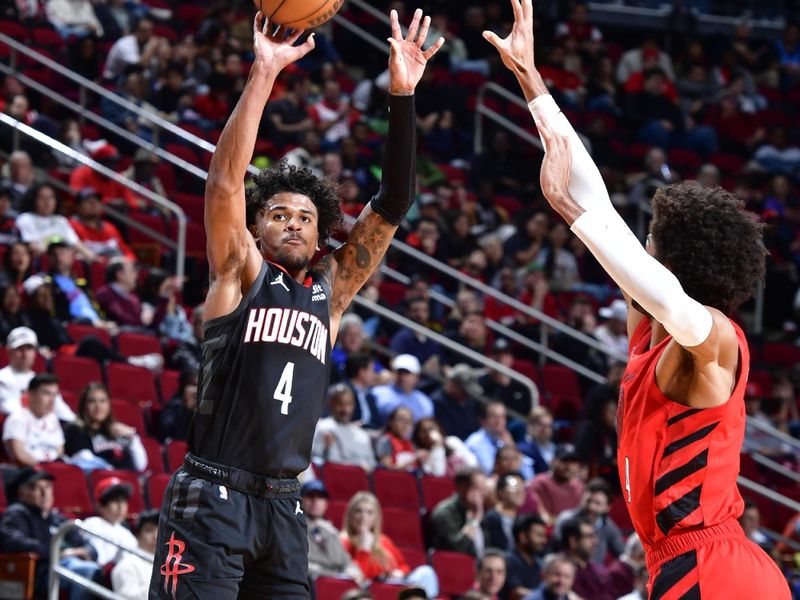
[{"left": 328, "top": 205, "right": 398, "bottom": 328}]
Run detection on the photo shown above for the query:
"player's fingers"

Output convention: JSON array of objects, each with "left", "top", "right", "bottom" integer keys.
[
  {"left": 285, "top": 28, "right": 305, "bottom": 46},
  {"left": 422, "top": 36, "right": 445, "bottom": 61},
  {"left": 298, "top": 32, "right": 316, "bottom": 55},
  {"left": 407, "top": 8, "right": 423, "bottom": 42},
  {"left": 522, "top": 0, "right": 533, "bottom": 22},
  {"left": 483, "top": 30, "right": 499, "bottom": 49},
  {"left": 509, "top": 0, "right": 523, "bottom": 23},
  {"left": 263, "top": 15, "right": 271, "bottom": 36},
  {"left": 390, "top": 9, "right": 402, "bottom": 40},
  {"left": 416, "top": 15, "right": 431, "bottom": 47},
  {"left": 254, "top": 12, "right": 265, "bottom": 34}
]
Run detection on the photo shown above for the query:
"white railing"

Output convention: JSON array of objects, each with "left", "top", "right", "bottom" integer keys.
[
  {"left": 48, "top": 520, "right": 153, "bottom": 600},
  {"left": 0, "top": 113, "right": 187, "bottom": 281}
]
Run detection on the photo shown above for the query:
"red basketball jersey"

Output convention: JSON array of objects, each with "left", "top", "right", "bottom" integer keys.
[{"left": 617, "top": 318, "right": 747, "bottom": 551}]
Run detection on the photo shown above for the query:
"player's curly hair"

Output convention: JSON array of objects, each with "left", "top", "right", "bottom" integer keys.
[
  {"left": 650, "top": 181, "right": 766, "bottom": 315},
  {"left": 245, "top": 160, "right": 343, "bottom": 245}
]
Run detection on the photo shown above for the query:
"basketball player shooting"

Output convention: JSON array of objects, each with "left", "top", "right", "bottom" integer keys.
[
  {"left": 149, "top": 9, "right": 443, "bottom": 599},
  {"left": 485, "top": 1, "right": 790, "bottom": 598}
]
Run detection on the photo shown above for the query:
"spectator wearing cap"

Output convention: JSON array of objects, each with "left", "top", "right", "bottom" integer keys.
[
  {"left": 301, "top": 480, "right": 363, "bottom": 583},
  {"left": 45, "top": 240, "right": 118, "bottom": 335},
  {"left": 15, "top": 183, "right": 96, "bottom": 260},
  {"left": 111, "top": 510, "right": 159, "bottom": 600},
  {"left": 479, "top": 339, "right": 534, "bottom": 419},
  {"left": 69, "top": 187, "right": 137, "bottom": 260},
  {"left": 518, "top": 406, "right": 556, "bottom": 474},
  {"left": 122, "top": 149, "right": 167, "bottom": 210},
  {"left": 82, "top": 477, "right": 138, "bottom": 567},
  {"left": 0, "top": 182, "right": 20, "bottom": 244},
  {"left": 372, "top": 354, "right": 434, "bottom": 423},
  {"left": 430, "top": 364, "right": 482, "bottom": 440},
  {"left": 594, "top": 299, "right": 628, "bottom": 358},
  {"left": 413, "top": 416, "right": 479, "bottom": 477},
  {"left": 389, "top": 297, "right": 446, "bottom": 374},
  {"left": 522, "top": 554, "right": 577, "bottom": 600},
  {"left": 0, "top": 327, "right": 74, "bottom": 420},
  {"left": 481, "top": 472, "right": 526, "bottom": 552},
  {"left": 2, "top": 373, "right": 65, "bottom": 466},
  {"left": 64, "top": 382, "right": 148, "bottom": 472},
  {"left": 466, "top": 402, "right": 533, "bottom": 479},
  {"left": 502, "top": 514, "right": 549, "bottom": 600},
  {"left": 69, "top": 144, "right": 138, "bottom": 211},
  {"left": 553, "top": 478, "right": 624, "bottom": 565},
  {"left": 312, "top": 383, "right": 376, "bottom": 471},
  {"left": 0, "top": 467, "right": 99, "bottom": 599},
  {"left": 527, "top": 444, "right": 586, "bottom": 525}
]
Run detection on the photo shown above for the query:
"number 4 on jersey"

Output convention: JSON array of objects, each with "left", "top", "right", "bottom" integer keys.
[{"left": 274, "top": 362, "right": 295, "bottom": 415}]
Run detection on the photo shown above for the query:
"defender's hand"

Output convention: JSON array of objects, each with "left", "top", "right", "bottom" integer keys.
[
  {"left": 483, "top": 0, "right": 535, "bottom": 76},
  {"left": 387, "top": 8, "right": 445, "bottom": 96},
  {"left": 252, "top": 12, "right": 316, "bottom": 74}
]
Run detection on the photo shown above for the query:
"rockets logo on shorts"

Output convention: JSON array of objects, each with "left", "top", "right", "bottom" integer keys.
[{"left": 160, "top": 532, "right": 195, "bottom": 597}]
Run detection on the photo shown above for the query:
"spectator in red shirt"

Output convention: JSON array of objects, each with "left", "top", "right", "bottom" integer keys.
[
  {"left": 69, "top": 145, "right": 140, "bottom": 212},
  {"left": 69, "top": 188, "right": 136, "bottom": 261},
  {"left": 194, "top": 72, "right": 233, "bottom": 126},
  {"left": 527, "top": 444, "right": 586, "bottom": 525},
  {"left": 341, "top": 491, "right": 439, "bottom": 597}
]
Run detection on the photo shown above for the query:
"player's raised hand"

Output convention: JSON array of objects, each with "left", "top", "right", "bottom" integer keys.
[
  {"left": 387, "top": 8, "right": 445, "bottom": 96},
  {"left": 483, "top": 0, "right": 535, "bottom": 76},
  {"left": 252, "top": 12, "right": 316, "bottom": 73}
]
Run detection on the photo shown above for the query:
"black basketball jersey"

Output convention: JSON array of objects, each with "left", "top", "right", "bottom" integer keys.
[{"left": 187, "top": 261, "right": 332, "bottom": 477}]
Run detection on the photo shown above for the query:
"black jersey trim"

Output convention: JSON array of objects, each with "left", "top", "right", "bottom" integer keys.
[
  {"left": 650, "top": 549, "right": 698, "bottom": 600},
  {"left": 655, "top": 484, "right": 703, "bottom": 535},
  {"left": 654, "top": 448, "right": 709, "bottom": 495},
  {"left": 202, "top": 262, "right": 268, "bottom": 331},
  {"left": 662, "top": 422, "right": 719, "bottom": 458},
  {"left": 667, "top": 408, "right": 702, "bottom": 426}
]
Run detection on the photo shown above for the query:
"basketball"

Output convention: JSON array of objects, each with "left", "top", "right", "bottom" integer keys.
[{"left": 253, "top": 0, "right": 345, "bottom": 30}]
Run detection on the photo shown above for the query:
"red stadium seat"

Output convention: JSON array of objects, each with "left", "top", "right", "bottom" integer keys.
[
  {"left": 325, "top": 500, "right": 348, "bottom": 530},
  {"left": 31, "top": 27, "right": 63, "bottom": 49},
  {"left": 541, "top": 365, "right": 581, "bottom": 402},
  {"left": 110, "top": 400, "right": 147, "bottom": 435},
  {"left": 762, "top": 344, "right": 800, "bottom": 369},
  {"left": 314, "top": 577, "right": 358, "bottom": 600},
  {"left": 369, "top": 582, "right": 408, "bottom": 600},
  {"left": 89, "top": 469, "right": 145, "bottom": 515},
  {"left": 107, "top": 363, "right": 158, "bottom": 404},
  {"left": 159, "top": 370, "right": 181, "bottom": 404},
  {"left": 512, "top": 359, "right": 540, "bottom": 387},
  {"left": 382, "top": 508, "right": 425, "bottom": 551},
  {"left": 141, "top": 436, "right": 165, "bottom": 474},
  {"left": 53, "top": 355, "right": 103, "bottom": 395},
  {"left": 0, "top": 471, "right": 7, "bottom": 511},
  {"left": 176, "top": 5, "right": 207, "bottom": 28},
  {"left": 146, "top": 473, "right": 172, "bottom": 510},
  {"left": 164, "top": 144, "right": 199, "bottom": 166},
  {"left": 323, "top": 463, "right": 369, "bottom": 502},
  {"left": 402, "top": 547, "right": 428, "bottom": 569},
  {"left": 748, "top": 370, "right": 773, "bottom": 398},
  {"left": 377, "top": 281, "right": 406, "bottom": 308},
  {"left": 169, "top": 221, "right": 207, "bottom": 257},
  {"left": 667, "top": 148, "right": 703, "bottom": 173},
  {"left": 431, "top": 551, "right": 476, "bottom": 597},
  {"left": 174, "top": 193, "right": 205, "bottom": 223},
  {"left": 166, "top": 440, "right": 189, "bottom": 472},
  {"left": 40, "top": 463, "right": 94, "bottom": 517},
  {"left": 60, "top": 390, "right": 78, "bottom": 413},
  {"left": 420, "top": 475, "right": 455, "bottom": 512},
  {"left": 373, "top": 469, "right": 420, "bottom": 510},
  {"left": 0, "top": 347, "right": 7, "bottom": 368},
  {"left": 0, "top": 21, "right": 28, "bottom": 39},
  {"left": 65, "top": 324, "right": 113, "bottom": 347},
  {"left": 116, "top": 332, "right": 162, "bottom": 358}
]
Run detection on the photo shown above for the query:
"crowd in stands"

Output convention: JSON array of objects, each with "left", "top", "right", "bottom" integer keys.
[{"left": 1, "top": 0, "right": 800, "bottom": 597}]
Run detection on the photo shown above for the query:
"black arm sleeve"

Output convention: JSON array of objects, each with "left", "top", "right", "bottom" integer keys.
[{"left": 369, "top": 94, "right": 416, "bottom": 226}]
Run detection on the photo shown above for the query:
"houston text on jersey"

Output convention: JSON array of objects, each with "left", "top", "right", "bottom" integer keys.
[{"left": 243, "top": 307, "right": 328, "bottom": 364}]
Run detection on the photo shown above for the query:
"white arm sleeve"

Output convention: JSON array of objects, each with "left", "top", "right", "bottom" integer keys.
[
  {"left": 529, "top": 94, "right": 713, "bottom": 347},
  {"left": 570, "top": 211, "right": 713, "bottom": 347}
]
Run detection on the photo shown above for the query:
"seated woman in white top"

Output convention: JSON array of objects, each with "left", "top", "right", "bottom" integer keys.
[{"left": 15, "top": 183, "right": 96, "bottom": 260}]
